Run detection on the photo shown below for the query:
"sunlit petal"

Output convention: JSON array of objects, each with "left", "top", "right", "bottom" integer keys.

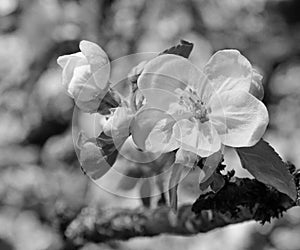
[
  {"left": 145, "top": 117, "right": 179, "bottom": 153},
  {"left": 68, "top": 65, "right": 105, "bottom": 112},
  {"left": 80, "top": 40, "right": 110, "bottom": 89},
  {"left": 173, "top": 119, "right": 221, "bottom": 157},
  {"left": 58, "top": 52, "right": 87, "bottom": 89},
  {"left": 209, "top": 90, "right": 269, "bottom": 147},
  {"left": 79, "top": 40, "right": 109, "bottom": 72},
  {"left": 138, "top": 54, "right": 207, "bottom": 110},
  {"left": 68, "top": 65, "right": 92, "bottom": 96},
  {"left": 131, "top": 106, "right": 178, "bottom": 151},
  {"left": 103, "top": 107, "right": 133, "bottom": 139},
  {"left": 204, "top": 50, "right": 253, "bottom": 95}
]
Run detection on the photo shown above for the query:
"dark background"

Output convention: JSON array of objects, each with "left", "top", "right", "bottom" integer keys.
[{"left": 0, "top": 0, "right": 300, "bottom": 249}]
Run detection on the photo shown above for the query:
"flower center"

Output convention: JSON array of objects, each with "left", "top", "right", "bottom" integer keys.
[{"left": 177, "top": 88, "right": 210, "bottom": 123}]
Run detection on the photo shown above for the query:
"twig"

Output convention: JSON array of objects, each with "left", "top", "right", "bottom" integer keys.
[{"left": 64, "top": 170, "right": 299, "bottom": 247}]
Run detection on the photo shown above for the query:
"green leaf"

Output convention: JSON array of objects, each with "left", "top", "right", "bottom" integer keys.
[
  {"left": 160, "top": 40, "right": 194, "bottom": 59},
  {"left": 199, "top": 151, "right": 223, "bottom": 192},
  {"left": 199, "top": 172, "right": 225, "bottom": 193},
  {"left": 236, "top": 139, "right": 297, "bottom": 200}
]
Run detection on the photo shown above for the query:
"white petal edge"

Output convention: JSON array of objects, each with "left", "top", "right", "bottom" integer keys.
[
  {"left": 204, "top": 49, "right": 253, "bottom": 95},
  {"left": 209, "top": 90, "right": 269, "bottom": 147},
  {"left": 79, "top": 40, "right": 110, "bottom": 72},
  {"left": 138, "top": 54, "right": 208, "bottom": 111}
]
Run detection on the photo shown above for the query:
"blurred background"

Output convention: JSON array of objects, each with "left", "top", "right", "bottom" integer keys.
[{"left": 1, "top": 0, "right": 300, "bottom": 249}]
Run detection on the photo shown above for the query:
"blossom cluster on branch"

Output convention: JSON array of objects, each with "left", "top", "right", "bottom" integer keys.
[{"left": 57, "top": 40, "right": 298, "bottom": 213}]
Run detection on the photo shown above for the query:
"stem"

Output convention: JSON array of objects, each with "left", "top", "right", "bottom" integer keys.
[{"left": 64, "top": 174, "right": 299, "bottom": 247}]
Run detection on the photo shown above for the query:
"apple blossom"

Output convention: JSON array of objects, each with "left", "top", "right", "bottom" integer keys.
[
  {"left": 75, "top": 106, "right": 134, "bottom": 180},
  {"left": 131, "top": 50, "right": 269, "bottom": 159},
  {"left": 57, "top": 40, "right": 110, "bottom": 113}
]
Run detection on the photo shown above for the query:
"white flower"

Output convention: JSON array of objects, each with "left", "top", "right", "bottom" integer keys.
[
  {"left": 57, "top": 40, "right": 110, "bottom": 113},
  {"left": 131, "top": 50, "right": 269, "bottom": 158}
]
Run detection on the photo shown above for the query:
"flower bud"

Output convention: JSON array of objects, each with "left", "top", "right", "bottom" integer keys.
[
  {"left": 57, "top": 40, "right": 110, "bottom": 113},
  {"left": 76, "top": 132, "right": 111, "bottom": 180}
]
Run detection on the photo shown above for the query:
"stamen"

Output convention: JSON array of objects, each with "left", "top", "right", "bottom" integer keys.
[{"left": 177, "top": 89, "right": 209, "bottom": 123}]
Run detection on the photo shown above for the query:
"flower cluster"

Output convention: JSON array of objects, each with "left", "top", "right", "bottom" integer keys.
[
  {"left": 57, "top": 40, "right": 269, "bottom": 208},
  {"left": 57, "top": 41, "right": 133, "bottom": 179}
]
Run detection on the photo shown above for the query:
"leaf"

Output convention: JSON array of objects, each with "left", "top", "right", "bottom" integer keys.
[
  {"left": 236, "top": 139, "right": 297, "bottom": 201},
  {"left": 210, "top": 173, "right": 225, "bottom": 193},
  {"left": 199, "top": 151, "right": 223, "bottom": 192},
  {"left": 160, "top": 40, "right": 194, "bottom": 59},
  {"left": 200, "top": 151, "right": 223, "bottom": 183}
]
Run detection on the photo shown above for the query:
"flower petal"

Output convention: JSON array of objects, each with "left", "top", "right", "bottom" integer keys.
[
  {"left": 69, "top": 65, "right": 104, "bottom": 112},
  {"left": 145, "top": 117, "right": 179, "bottom": 153},
  {"left": 57, "top": 52, "right": 87, "bottom": 89},
  {"left": 131, "top": 106, "right": 178, "bottom": 151},
  {"left": 79, "top": 40, "right": 110, "bottom": 89},
  {"left": 204, "top": 50, "right": 258, "bottom": 96},
  {"left": 79, "top": 40, "right": 109, "bottom": 71},
  {"left": 80, "top": 142, "right": 111, "bottom": 180},
  {"left": 173, "top": 119, "right": 221, "bottom": 157},
  {"left": 209, "top": 90, "right": 269, "bottom": 147},
  {"left": 138, "top": 54, "right": 207, "bottom": 111},
  {"left": 68, "top": 65, "right": 92, "bottom": 96},
  {"left": 57, "top": 52, "right": 86, "bottom": 68},
  {"left": 103, "top": 107, "right": 133, "bottom": 139},
  {"left": 76, "top": 133, "right": 111, "bottom": 180}
]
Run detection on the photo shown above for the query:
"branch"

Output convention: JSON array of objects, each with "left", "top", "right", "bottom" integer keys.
[{"left": 64, "top": 167, "right": 300, "bottom": 247}]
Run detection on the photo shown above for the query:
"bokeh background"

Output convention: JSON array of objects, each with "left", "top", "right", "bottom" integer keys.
[{"left": 1, "top": 0, "right": 300, "bottom": 249}]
